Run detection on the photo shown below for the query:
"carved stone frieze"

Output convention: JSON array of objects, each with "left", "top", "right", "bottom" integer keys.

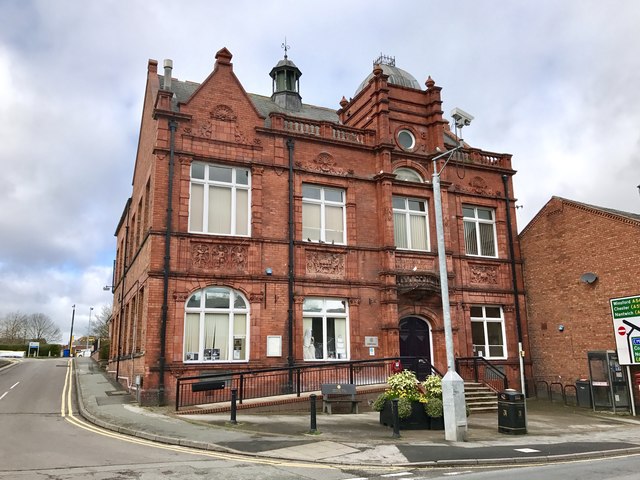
[
  {"left": 210, "top": 104, "right": 237, "bottom": 122},
  {"left": 469, "top": 264, "right": 498, "bottom": 284},
  {"left": 458, "top": 175, "right": 495, "bottom": 196},
  {"left": 173, "top": 291, "right": 189, "bottom": 302},
  {"left": 198, "top": 120, "right": 213, "bottom": 138},
  {"left": 191, "top": 243, "right": 248, "bottom": 271},
  {"left": 249, "top": 292, "right": 264, "bottom": 303},
  {"left": 306, "top": 251, "right": 345, "bottom": 276}
]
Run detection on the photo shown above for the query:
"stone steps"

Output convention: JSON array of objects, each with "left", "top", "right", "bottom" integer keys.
[{"left": 464, "top": 382, "right": 498, "bottom": 412}]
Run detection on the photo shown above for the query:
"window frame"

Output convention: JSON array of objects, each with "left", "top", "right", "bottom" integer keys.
[
  {"left": 393, "top": 167, "right": 424, "bottom": 183},
  {"left": 470, "top": 305, "right": 507, "bottom": 360},
  {"left": 302, "top": 184, "right": 346, "bottom": 244},
  {"left": 462, "top": 205, "right": 498, "bottom": 258},
  {"left": 183, "top": 286, "right": 250, "bottom": 363},
  {"left": 392, "top": 195, "right": 430, "bottom": 251},
  {"left": 188, "top": 162, "right": 251, "bottom": 236},
  {"left": 302, "top": 297, "right": 349, "bottom": 361}
]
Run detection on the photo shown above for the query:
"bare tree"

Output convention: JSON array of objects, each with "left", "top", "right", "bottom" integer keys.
[
  {"left": 25, "top": 313, "right": 61, "bottom": 343},
  {"left": 91, "top": 304, "right": 111, "bottom": 339},
  {"left": 0, "top": 312, "right": 28, "bottom": 344}
]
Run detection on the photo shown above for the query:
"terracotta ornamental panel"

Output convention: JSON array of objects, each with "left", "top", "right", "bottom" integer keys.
[
  {"left": 191, "top": 243, "right": 248, "bottom": 272},
  {"left": 305, "top": 251, "right": 345, "bottom": 277}
]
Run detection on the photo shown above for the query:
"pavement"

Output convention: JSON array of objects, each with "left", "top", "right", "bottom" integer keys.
[{"left": 71, "top": 357, "right": 640, "bottom": 467}]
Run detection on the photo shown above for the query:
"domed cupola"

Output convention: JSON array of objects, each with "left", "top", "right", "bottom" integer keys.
[
  {"left": 269, "top": 45, "right": 302, "bottom": 112},
  {"left": 355, "top": 54, "right": 421, "bottom": 96}
]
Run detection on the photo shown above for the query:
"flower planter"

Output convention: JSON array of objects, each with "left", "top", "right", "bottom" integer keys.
[{"left": 379, "top": 400, "right": 431, "bottom": 430}]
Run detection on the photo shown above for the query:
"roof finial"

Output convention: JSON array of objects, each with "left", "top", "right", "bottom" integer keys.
[{"left": 281, "top": 37, "right": 290, "bottom": 59}]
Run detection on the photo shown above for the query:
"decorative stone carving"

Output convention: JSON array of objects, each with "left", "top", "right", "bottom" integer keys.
[
  {"left": 210, "top": 104, "right": 237, "bottom": 121},
  {"left": 348, "top": 298, "right": 361, "bottom": 306},
  {"left": 191, "top": 243, "right": 248, "bottom": 271},
  {"left": 182, "top": 126, "right": 192, "bottom": 135},
  {"left": 234, "top": 126, "right": 248, "bottom": 144},
  {"left": 303, "top": 152, "right": 345, "bottom": 175},
  {"left": 249, "top": 292, "right": 264, "bottom": 303},
  {"left": 469, "top": 264, "right": 498, "bottom": 284},
  {"left": 306, "top": 251, "right": 345, "bottom": 276},
  {"left": 173, "top": 291, "right": 189, "bottom": 302},
  {"left": 198, "top": 120, "right": 213, "bottom": 138}
]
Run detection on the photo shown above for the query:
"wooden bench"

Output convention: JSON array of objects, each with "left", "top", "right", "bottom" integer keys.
[{"left": 321, "top": 383, "right": 360, "bottom": 414}]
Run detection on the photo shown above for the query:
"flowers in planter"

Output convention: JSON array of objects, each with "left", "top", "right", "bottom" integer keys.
[{"left": 373, "top": 370, "right": 443, "bottom": 419}]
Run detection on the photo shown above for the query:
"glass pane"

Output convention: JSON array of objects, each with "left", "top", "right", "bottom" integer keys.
[
  {"left": 477, "top": 208, "right": 493, "bottom": 220},
  {"left": 233, "top": 293, "right": 246, "bottom": 309},
  {"left": 235, "top": 189, "right": 249, "bottom": 235},
  {"left": 471, "top": 321, "right": 485, "bottom": 354},
  {"left": 479, "top": 223, "right": 496, "bottom": 256},
  {"left": 191, "top": 163, "right": 205, "bottom": 180},
  {"left": 186, "top": 291, "right": 201, "bottom": 308},
  {"left": 489, "top": 345, "right": 504, "bottom": 357},
  {"left": 333, "top": 318, "right": 347, "bottom": 359},
  {"left": 303, "top": 298, "right": 323, "bottom": 312},
  {"left": 302, "top": 203, "right": 321, "bottom": 241},
  {"left": 409, "top": 214, "right": 427, "bottom": 250},
  {"left": 393, "top": 212, "right": 408, "bottom": 248},
  {"left": 462, "top": 206, "right": 475, "bottom": 218},
  {"left": 463, "top": 220, "right": 478, "bottom": 255},
  {"left": 325, "top": 205, "right": 344, "bottom": 243},
  {"left": 487, "top": 322, "right": 504, "bottom": 357},
  {"left": 326, "top": 299, "right": 346, "bottom": 313},
  {"left": 324, "top": 188, "right": 344, "bottom": 203},
  {"left": 204, "top": 313, "right": 229, "bottom": 360},
  {"left": 189, "top": 184, "right": 204, "bottom": 232},
  {"left": 233, "top": 314, "right": 246, "bottom": 336},
  {"left": 302, "top": 184, "right": 321, "bottom": 200},
  {"left": 303, "top": 318, "right": 316, "bottom": 360},
  {"left": 209, "top": 165, "right": 233, "bottom": 183},
  {"left": 398, "top": 130, "right": 414, "bottom": 149},
  {"left": 205, "top": 288, "right": 230, "bottom": 308},
  {"left": 485, "top": 307, "right": 501, "bottom": 318},
  {"left": 184, "top": 313, "right": 200, "bottom": 360},
  {"left": 236, "top": 168, "right": 249, "bottom": 185},
  {"left": 209, "top": 186, "right": 231, "bottom": 234},
  {"left": 392, "top": 196, "right": 405, "bottom": 209},
  {"left": 408, "top": 199, "right": 425, "bottom": 212},
  {"left": 394, "top": 168, "right": 422, "bottom": 182},
  {"left": 470, "top": 306, "right": 483, "bottom": 318}
]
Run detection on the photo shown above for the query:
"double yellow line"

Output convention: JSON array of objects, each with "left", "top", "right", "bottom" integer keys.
[{"left": 59, "top": 360, "right": 331, "bottom": 468}]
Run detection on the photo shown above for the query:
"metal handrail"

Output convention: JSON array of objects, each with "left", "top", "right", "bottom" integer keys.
[
  {"left": 175, "top": 356, "right": 440, "bottom": 410},
  {"left": 455, "top": 356, "right": 508, "bottom": 392}
]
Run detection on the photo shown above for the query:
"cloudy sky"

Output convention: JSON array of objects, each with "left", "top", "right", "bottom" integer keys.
[{"left": 1, "top": 0, "right": 639, "bottom": 342}]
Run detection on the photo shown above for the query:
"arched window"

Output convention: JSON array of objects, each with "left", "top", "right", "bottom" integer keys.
[
  {"left": 183, "top": 286, "right": 249, "bottom": 362},
  {"left": 393, "top": 167, "right": 423, "bottom": 183}
]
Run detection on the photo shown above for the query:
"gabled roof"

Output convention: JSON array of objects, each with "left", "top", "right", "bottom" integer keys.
[
  {"left": 158, "top": 74, "right": 340, "bottom": 124},
  {"left": 520, "top": 196, "right": 640, "bottom": 237}
]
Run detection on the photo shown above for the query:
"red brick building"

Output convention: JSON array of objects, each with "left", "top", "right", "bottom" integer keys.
[
  {"left": 520, "top": 197, "right": 640, "bottom": 396},
  {"left": 109, "top": 48, "right": 529, "bottom": 405}
]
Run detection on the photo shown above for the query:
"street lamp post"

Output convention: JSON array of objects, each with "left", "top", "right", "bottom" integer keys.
[
  {"left": 68, "top": 304, "right": 76, "bottom": 357},
  {"left": 86, "top": 307, "right": 93, "bottom": 351},
  {"left": 431, "top": 108, "right": 474, "bottom": 442}
]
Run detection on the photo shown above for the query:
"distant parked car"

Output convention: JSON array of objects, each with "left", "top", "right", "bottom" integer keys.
[{"left": 76, "top": 349, "right": 92, "bottom": 357}]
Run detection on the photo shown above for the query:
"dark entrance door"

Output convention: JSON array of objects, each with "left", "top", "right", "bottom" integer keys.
[{"left": 399, "top": 316, "right": 432, "bottom": 379}]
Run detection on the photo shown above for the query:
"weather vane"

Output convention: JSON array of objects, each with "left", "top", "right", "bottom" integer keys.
[{"left": 281, "top": 37, "right": 290, "bottom": 59}]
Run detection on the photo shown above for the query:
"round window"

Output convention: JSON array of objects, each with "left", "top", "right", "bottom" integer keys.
[{"left": 397, "top": 129, "right": 415, "bottom": 151}]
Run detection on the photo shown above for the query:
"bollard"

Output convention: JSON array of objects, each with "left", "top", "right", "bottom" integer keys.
[
  {"left": 230, "top": 388, "right": 238, "bottom": 424},
  {"left": 309, "top": 394, "right": 317, "bottom": 433},
  {"left": 391, "top": 398, "right": 400, "bottom": 438}
]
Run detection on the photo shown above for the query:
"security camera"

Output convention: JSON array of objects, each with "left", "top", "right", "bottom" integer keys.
[{"left": 451, "top": 107, "right": 474, "bottom": 128}]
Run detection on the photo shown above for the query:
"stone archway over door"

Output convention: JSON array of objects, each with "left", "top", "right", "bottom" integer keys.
[{"left": 399, "top": 316, "right": 432, "bottom": 379}]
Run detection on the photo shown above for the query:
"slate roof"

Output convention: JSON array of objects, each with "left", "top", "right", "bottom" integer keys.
[{"left": 158, "top": 75, "right": 340, "bottom": 124}]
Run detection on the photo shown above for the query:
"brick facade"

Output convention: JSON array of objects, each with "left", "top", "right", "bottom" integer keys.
[
  {"left": 109, "top": 48, "right": 529, "bottom": 405},
  {"left": 520, "top": 197, "right": 640, "bottom": 395}
]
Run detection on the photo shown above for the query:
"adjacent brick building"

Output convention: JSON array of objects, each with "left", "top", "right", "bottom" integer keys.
[
  {"left": 520, "top": 196, "right": 640, "bottom": 400},
  {"left": 109, "top": 47, "right": 529, "bottom": 405}
]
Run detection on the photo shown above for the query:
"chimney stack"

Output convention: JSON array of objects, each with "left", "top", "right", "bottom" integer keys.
[{"left": 163, "top": 59, "right": 173, "bottom": 90}]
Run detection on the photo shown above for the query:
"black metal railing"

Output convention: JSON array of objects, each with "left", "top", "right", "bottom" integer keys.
[
  {"left": 175, "top": 356, "right": 440, "bottom": 411},
  {"left": 455, "top": 356, "right": 508, "bottom": 392}
]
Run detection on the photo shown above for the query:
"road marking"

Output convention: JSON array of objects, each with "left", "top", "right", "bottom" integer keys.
[
  {"left": 444, "top": 472, "right": 473, "bottom": 476},
  {"left": 514, "top": 448, "right": 540, "bottom": 453},
  {"left": 10, "top": 382, "right": 19, "bottom": 389},
  {"left": 0, "top": 392, "right": 7, "bottom": 401},
  {"left": 60, "top": 360, "right": 335, "bottom": 469},
  {"left": 382, "top": 473, "right": 413, "bottom": 477}
]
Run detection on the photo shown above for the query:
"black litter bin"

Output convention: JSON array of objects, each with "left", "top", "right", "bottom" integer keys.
[
  {"left": 498, "top": 389, "right": 526, "bottom": 434},
  {"left": 575, "top": 380, "right": 592, "bottom": 408}
]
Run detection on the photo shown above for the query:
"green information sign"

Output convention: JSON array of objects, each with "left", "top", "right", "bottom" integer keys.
[{"left": 611, "top": 296, "right": 640, "bottom": 320}]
